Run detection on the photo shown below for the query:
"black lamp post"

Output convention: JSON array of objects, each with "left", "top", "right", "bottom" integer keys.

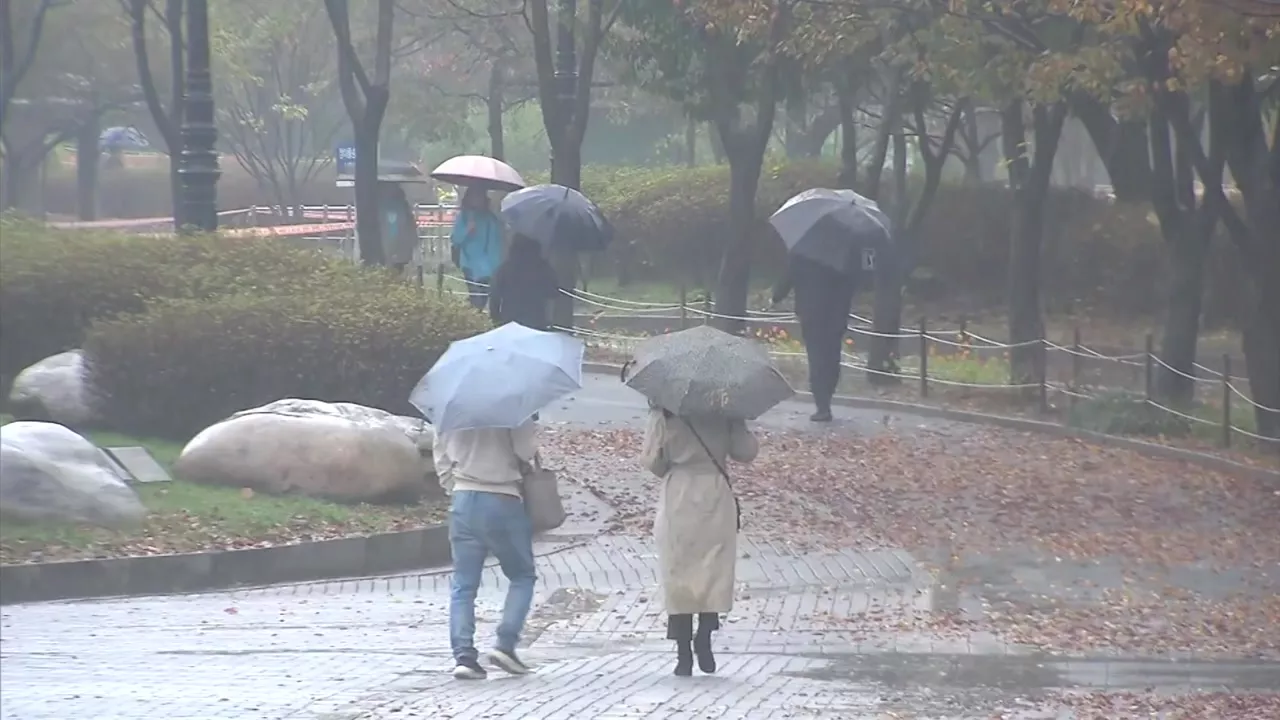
[
  {"left": 178, "top": 0, "right": 220, "bottom": 233},
  {"left": 552, "top": 0, "right": 577, "bottom": 186}
]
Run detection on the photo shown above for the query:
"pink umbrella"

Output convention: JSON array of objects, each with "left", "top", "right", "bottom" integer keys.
[{"left": 430, "top": 155, "right": 526, "bottom": 193}]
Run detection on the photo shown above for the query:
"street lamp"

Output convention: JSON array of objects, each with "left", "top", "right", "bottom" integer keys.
[
  {"left": 178, "top": 0, "right": 220, "bottom": 233},
  {"left": 552, "top": 0, "right": 577, "bottom": 186}
]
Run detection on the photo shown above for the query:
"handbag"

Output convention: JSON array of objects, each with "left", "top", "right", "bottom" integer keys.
[
  {"left": 520, "top": 456, "right": 567, "bottom": 532},
  {"left": 686, "top": 421, "right": 743, "bottom": 532}
]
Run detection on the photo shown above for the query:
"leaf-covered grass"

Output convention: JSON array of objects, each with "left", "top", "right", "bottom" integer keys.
[{"left": 0, "top": 415, "right": 446, "bottom": 564}]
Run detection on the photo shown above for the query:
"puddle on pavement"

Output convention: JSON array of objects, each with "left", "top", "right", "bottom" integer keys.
[
  {"left": 785, "top": 651, "right": 1280, "bottom": 692},
  {"left": 523, "top": 587, "right": 608, "bottom": 644}
]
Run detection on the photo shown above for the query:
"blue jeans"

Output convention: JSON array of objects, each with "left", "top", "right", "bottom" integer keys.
[
  {"left": 464, "top": 272, "right": 491, "bottom": 311},
  {"left": 449, "top": 490, "right": 537, "bottom": 662}
]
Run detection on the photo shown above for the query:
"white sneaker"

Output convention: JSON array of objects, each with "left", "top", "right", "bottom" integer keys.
[
  {"left": 452, "top": 658, "right": 487, "bottom": 680},
  {"left": 487, "top": 648, "right": 531, "bottom": 675}
]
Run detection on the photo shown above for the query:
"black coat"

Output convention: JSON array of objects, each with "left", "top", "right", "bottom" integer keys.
[
  {"left": 772, "top": 255, "right": 857, "bottom": 334},
  {"left": 489, "top": 256, "right": 560, "bottom": 331}
]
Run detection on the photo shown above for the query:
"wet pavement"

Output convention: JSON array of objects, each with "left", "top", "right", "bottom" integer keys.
[{"left": 2, "top": 373, "right": 1277, "bottom": 719}]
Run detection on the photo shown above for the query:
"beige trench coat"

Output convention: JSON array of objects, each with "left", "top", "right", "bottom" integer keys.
[{"left": 639, "top": 409, "right": 759, "bottom": 615}]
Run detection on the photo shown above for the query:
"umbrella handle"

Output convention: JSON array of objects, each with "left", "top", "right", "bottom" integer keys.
[{"left": 619, "top": 359, "right": 634, "bottom": 383}]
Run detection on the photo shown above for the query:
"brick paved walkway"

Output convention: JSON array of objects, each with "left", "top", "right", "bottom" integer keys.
[{"left": 2, "top": 375, "right": 1277, "bottom": 719}]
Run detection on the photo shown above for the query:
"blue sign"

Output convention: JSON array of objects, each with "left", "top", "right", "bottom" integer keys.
[{"left": 336, "top": 144, "right": 356, "bottom": 176}]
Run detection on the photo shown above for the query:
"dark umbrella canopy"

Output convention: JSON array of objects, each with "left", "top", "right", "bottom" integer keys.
[
  {"left": 500, "top": 184, "right": 614, "bottom": 252},
  {"left": 769, "top": 188, "right": 892, "bottom": 274}
]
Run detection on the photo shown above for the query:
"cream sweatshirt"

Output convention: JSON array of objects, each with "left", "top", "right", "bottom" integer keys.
[{"left": 432, "top": 421, "right": 538, "bottom": 499}]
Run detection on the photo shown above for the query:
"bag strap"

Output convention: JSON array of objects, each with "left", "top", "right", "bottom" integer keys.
[{"left": 685, "top": 419, "right": 733, "bottom": 491}]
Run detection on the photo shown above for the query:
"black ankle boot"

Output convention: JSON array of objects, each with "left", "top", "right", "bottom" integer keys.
[
  {"left": 674, "top": 641, "right": 693, "bottom": 676},
  {"left": 693, "top": 632, "right": 716, "bottom": 674}
]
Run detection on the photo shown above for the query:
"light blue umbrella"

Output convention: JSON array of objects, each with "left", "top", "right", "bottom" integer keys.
[
  {"left": 409, "top": 323, "right": 584, "bottom": 432},
  {"left": 100, "top": 126, "right": 150, "bottom": 150}
]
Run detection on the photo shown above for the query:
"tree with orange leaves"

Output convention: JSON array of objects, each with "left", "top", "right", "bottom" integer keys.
[{"left": 613, "top": 0, "right": 794, "bottom": 331}]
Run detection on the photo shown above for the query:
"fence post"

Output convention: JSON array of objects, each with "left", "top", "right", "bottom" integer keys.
[
  {"left": 416, "top": 265, "right": 425, "bottom": 288},
  {"left": 346, "top": 205, "right": 356, "bottom": 262},
  {"left": 679, "top": 280, "right": 688, "bottom": 330},
  {"left": 436, "top": 263, "right": 446, "bottom": 297},
  {"left": 1221, "top": 354, "right": 1232, "bottom": 448},
  {"left": 1070, "top": 326, "right": 1082, "bottom": 415},
  {"left": 1143, "top": 333, "right": 1154, "bottom": 401},
  {"left": 958, "top": 317, "right": 968, "bottom": 345},
  {"left": 702, "top": 294, "right": 711, "bottom": 326},
  {"left": 1038, "top": 332, "right": 1049, "bottom": 414},
  {"left": 918, "top": 316, "right": 928, "bottom": 398}
]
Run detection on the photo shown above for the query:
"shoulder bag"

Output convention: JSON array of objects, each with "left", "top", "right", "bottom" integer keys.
[
  {"left": 686, "top": 421, "right": 743, "bottom": 531},
  {"left": 520, "top": 454, "right": 567, "bottom": 533}
]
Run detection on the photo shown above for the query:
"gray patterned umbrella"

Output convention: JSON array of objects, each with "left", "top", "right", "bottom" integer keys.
[{"left": 623, "top": 326, "right": 794, "bottom": 419}]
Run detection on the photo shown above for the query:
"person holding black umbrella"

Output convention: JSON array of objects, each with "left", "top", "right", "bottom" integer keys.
[
  {"left": 488, "top": 234, "right": 560, "bottom": 331},
  {"left": 771, "top": 257, "right": 857, "bottom": 422},
  {"left": 767, "top": 188, "right": 892, "bottom": 423}
]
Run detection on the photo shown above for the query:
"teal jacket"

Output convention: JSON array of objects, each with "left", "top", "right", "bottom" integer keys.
[{"left": 450, "top": 209, "right": 503, "bottom": 280}]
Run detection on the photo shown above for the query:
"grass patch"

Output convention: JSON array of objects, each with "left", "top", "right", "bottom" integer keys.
[{"left": 0, "top": 415, "right": 446, "bottom": 564}]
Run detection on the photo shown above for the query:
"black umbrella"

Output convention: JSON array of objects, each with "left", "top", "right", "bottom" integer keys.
[
  {"left": 768, "top": 188, "right": 892, "bottom": 274},
  {"left": 499, "top": 184, "right": 614, "bottom": 252}
]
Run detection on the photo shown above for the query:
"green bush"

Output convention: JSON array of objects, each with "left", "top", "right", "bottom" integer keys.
[
  {"left": 84, "top": 286, "right": 489, "bottom": 440},
  {"left": 0, "top": 217, "right": 388, "bottom": 389},
  {"left": 584, "top": 160, "right": 837, "bottom": 287},
  {"left": 578, "top": 161, "right": 1240, "bottom": 321},
  {"left": 1067, "top": 391, "right": 1192, "bottom": 437}
]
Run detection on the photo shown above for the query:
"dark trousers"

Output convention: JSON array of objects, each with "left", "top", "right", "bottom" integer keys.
[
  {"left": 667, "top": 612, "right": 720, "bottom": 641},
  {"left": 465, "top": 274, "right": 491, "bottom": 311},
  {"left": 800, "top": 312, "right": 845, "bottom": 409}
]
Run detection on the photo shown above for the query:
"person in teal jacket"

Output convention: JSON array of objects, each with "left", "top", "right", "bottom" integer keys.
[{"left": 450, "top": 187, "right": 504, "bottom": 310}]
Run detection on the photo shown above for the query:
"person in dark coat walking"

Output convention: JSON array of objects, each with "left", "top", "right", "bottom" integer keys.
[
  {"left": 488, "top": 234, "right": 560, "bottom": 331},
  {"left": 771, "top": 255, "right": 857, "bottom": 422}
]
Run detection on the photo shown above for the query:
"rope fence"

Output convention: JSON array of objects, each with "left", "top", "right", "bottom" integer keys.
[
  {"left": 52, "top": 206, "right": 1274, "bottom": 448},
  {"left": 422, "top": 268, "right": 1277, "bottom": 450}
]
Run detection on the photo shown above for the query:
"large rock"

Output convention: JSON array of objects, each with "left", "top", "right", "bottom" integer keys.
[
  {"left": 8, "top": 351, "right": 96, "bottom": 426},
  {"left": 175, "top": 400, "right": 433, "bottom": 504},
  {"left": 236, "top": 399, "right": 433, "bottom": 459},
  {"left": 0, "top": 421, "right": 146, "bottom": 527}
]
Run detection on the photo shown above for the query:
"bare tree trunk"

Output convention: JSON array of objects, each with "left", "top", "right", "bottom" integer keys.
[
  {"left": 714, "top": 140, "right": 764, "bottom": 334},
  {"left": 1072, "top": 94, "right": 1151, "bottom": 203},
  {"left": 75, "top": 117, "right": 100, "bottom": 220},
  {"left": 836, "top": 80, "right": 857, "bottom": 188},
  {"left": 685, "top": 114, "right": 696, "bottom": 167},
  {"left": 325, "top": 0, "right": 393, "bottom": 266},
  {"left": 1006, "top": 101, "right": 1067, "bottom": 384},
  {"left": 487, "top": 60, "right": 505, "bottom": 160},
  {"left": 709, "top": 122, "right": 725, "bottom": 163}
]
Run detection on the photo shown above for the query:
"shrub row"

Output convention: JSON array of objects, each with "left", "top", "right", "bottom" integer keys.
[
  {"left": 85, "top": 289, "right": 486, "bottom": 440},
  {"left": 0, "top": 218, "right": 489, "bottom": 437},
  {"left": 577, "top": 161, "right": 1245, "bottom": 322},
  {"left": 0, "top": 217, "right": 389, "bottom": 386}
]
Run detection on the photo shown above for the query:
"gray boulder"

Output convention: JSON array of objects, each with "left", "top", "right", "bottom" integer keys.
[
  {"left": 0, "top": 421, "right": 146, "bottom": 527},
  {"left": 175, "top": 399, "right": 436, "bottom": 504},
  {"left": 8, "top": 351, "right": 96, "bottom": 426}
]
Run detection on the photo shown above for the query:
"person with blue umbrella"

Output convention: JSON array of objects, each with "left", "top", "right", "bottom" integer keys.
[{"left": 410, "top": 322, "right": 584, "bottom": 680}]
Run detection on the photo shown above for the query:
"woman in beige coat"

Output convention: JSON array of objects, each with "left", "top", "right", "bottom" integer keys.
[{"left": 640, "top": 405, "right": 759, "bottom": 676}]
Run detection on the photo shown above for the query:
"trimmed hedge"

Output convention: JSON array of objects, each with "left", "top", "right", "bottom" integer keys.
[
  {"left": 0, "top": 217, "right": 391, "bottom": 390},
  {"left": 578, "top": 161, "right": 1244, "bottom": 321},
  {"left": 84, "top": 287, "right": 489, "bottom": 440}
]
